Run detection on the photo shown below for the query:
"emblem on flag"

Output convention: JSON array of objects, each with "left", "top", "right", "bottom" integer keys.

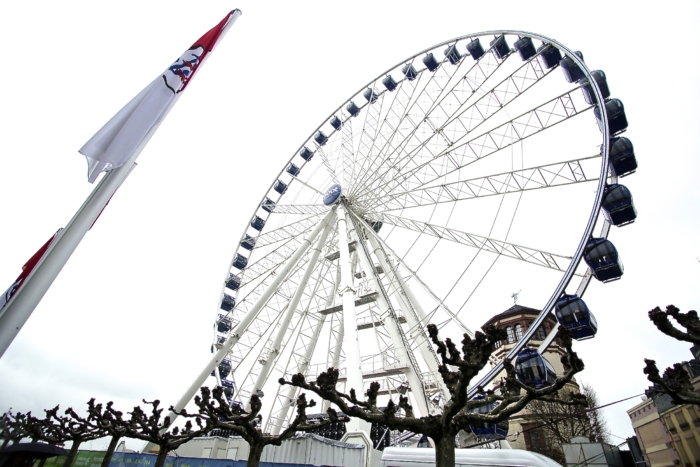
[{"left": 163, "top": 46, "right": 204, "bottom": 93}]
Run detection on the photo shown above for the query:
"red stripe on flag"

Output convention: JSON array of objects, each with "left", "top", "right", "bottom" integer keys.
[
  {"left": 180, "top": 10, "right": 235, "bottom": 92},
  {"left": 1, "top": 231, "right": 60, "bottom": 312}
]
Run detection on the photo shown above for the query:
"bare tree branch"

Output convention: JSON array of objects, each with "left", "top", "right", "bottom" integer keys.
[
  {"left": 281, "top": 324, "right": 585, "bottom": 467},
  {"left": 645, "top": 305, "right": 700, "bottom": 406}
]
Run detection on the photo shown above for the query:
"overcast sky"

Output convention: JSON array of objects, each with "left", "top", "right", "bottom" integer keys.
[{"left": 1, "top": 0, "right": 699, "bottom": 452}]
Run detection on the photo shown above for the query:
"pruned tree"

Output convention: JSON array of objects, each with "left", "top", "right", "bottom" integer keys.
[
  {"left": 83, "top": 400, "right": 128, "bottom": 467},
  {"left": 281, "top": 324, "right": 585, "bottom": 467},
  {"left": 44, "top": 405, "right": 106, "bottom": 467},
  {"left": 123, "top": 399, "right": 213, "bottom": 467},
  {"left": 179, "top": 386, "right": 347, "bottom": 467},
  {"left": 0, "top": 410, "right": 37, "bottom": 448},
  {"left": 525, "top": 383, "right": 610, "bottom": 463},
  {"left": 644, "top": 305, "right": 700, "bottom": 406},
  {"left": 31, "top": 407, "right": 67, "bottom": 445}
]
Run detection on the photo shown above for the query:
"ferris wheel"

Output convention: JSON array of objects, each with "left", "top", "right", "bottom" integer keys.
[{"left": 208, "top": 30, "right": 636, "bottom": 435}]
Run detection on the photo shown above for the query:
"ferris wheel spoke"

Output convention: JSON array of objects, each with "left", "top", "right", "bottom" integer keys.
[
  {"left": 267, "top": 266, "right": 340, "bottom": 434},
  {"left": 313, "top": 138, "right": 342, "bottom": 185},
  {"left": 263, "top": 203, "right": 329, "bottom": 215},
  {"left": 253, "top": 215, "right": 323, "bottom": 248},
  {"left": 387, "top": 88, "right": 591, "bottom": 197},
  {"left": 365, "top": 154, "right": 601, "bottom": 213},
  {"left": 355, "top": 49, "right": 540, "bottom": 200},
  {"left": 347, "top": 91, "right": 390, "bottom": 193},
  {"left": 235, "top": 217, "right": 336, "bottom": 407},
  {"left": 354, "top": 215, "right": 474, "bottom": 338},
  {"left": 369, "top": 212, "right": 577, "bottom": 274}
]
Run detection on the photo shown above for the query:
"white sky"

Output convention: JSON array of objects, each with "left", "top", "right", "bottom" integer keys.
[{"left": 1, "top": 0, "right": 699, "bottom": 452}]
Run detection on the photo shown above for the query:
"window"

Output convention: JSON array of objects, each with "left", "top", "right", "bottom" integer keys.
[
  {"left": 506, "top": 326, "right": 514, "bottom": 343},
  {"left": 515, "top": 324, "right": 523, "bottom": 341},
  {"left": 676, "top": 411, "right": 690, "bottom": 431},
  {"left": 534, "top": 325, "right": 546, "bottom": 340}
]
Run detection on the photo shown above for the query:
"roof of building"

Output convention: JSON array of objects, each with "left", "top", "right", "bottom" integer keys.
[{"left": 482, "top": 304, "right": 549, "bottom": 327}]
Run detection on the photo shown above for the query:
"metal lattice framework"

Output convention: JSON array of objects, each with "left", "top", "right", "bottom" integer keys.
[{"left": 192, "top": 30, "right": 622, "bottom": 438}]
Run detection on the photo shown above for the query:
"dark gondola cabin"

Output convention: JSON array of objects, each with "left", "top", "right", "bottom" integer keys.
[
  {"left": 490, "top": 35, "right": 510, "bottom": 60},
  {"left": 274, "top": 179, "right": 288, "bottom": 194},
  {"left": 262, "top": 197, "right": 276, "bottom": 213},
  {"left": 314, "top": 131, "right": 329, "bottom": 146},
  {"left": 584, "top": 238, "right": 623, "bottom": 282},
  {"left": 286, "top": 163, "right": 300, "bottom": 177},
  {"left": 232, "top": 253, "right": 248, "bottom": 270},
  {"left": 364, "top": 88, "right": 379, "bottom": 104},
  {"left": 218, "top": 358, "right": 232, "bottom": 378},
  {"left": 346, "top": 101, "right": 361, "bottom": 117},
  {"left": 466, "top": 39, "right": 484, "bottom": 61},
  {"left": 241, "top": 234, "right": 256, "bottom": 250},
  {"left": 444, "top": 44, "right": 463, "bottom": 64},
  {"left": 536, "top": 44, "right": 562, "bottom": 69},
  {"left": 217, "top": 335, "right": 226, "bottom": 345},
  {"left": 251, "top": 215, "right": 265, "bottom": 231},
  {"left": 402, "top": 63, "right": 418, "bottom": 80},
  {"left": 580, "top": 70, "right": 610, "bottom": 105},
  {"left": 382, "top": 74, "right": 397, "bottom": 91},
  {"left": 221, "top": 379, "right": 235, "bottom": 399},
  {"left": 560, "top": 51, "right": 584, "bottom": 83},
  {"left": 602, "top": 184, "right": 637, "bottom": 226},
  {"left": 217, "top": 314, "right": 232, "bottom": 333},
  {"left": 468, "top": 395, "right": 509, "bottom": 439},
  {"left": 515, "top": 348, "right": 557, "bottom": 389},
  {"left": 555, "top": 294, "right": 598, "bottom": 340},
  {"left": 594, "top": 98, "right": 628, "bottom": 136},
  {"left": 514, "top": 37, "right": 536, "bottom": 61},
  {"left": 330, "top": 115, "right": 343, "bottom": 130},
  {"left": 225, "top": 273, "right": 240, "bottom": 291},
  {"left": 607, "top": 137, "right": 637, "bottom": 177},
  {"left": 423, "top": 53, "right": 440, "bottom": 72},
  {"left": 300, "top": 146, "right": 314, "bottom": 161},
  {"left": 220, "top": 294, "right": 236, "bottom": 311}
]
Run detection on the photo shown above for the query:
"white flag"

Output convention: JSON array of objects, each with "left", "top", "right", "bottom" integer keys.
[{"left": 79, "top": 10, "right": 241, "bottom": 183}]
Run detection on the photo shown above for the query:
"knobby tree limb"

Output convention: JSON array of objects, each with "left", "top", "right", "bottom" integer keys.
[
  {"left": 281, "top": 324, "right": 585, "bottom": 467},
  {"left": 180, "top": 386, "right": 347, "bottom": 467},
  {"left": 645, "top": 305, "right": 700, "bottom": 406},
  {"left": 123, "top": 399, "right": 212, "bottom": 467}
]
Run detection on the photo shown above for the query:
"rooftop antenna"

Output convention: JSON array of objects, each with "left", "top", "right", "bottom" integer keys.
[{"left": 511, "top": 290, "right": 522, "bottom": 305}]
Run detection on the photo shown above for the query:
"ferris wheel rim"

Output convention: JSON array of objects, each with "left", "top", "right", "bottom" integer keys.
[{"left": 214, "top": 29, "right": 615, "bottom": 420}]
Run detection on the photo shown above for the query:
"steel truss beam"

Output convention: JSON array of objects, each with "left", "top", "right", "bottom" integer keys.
[
  {"left": 368, "top": 155, "right": 601, "bottom": 213},
  {"left": 368, "top": 213, "right": 577, "bottom": 274}
]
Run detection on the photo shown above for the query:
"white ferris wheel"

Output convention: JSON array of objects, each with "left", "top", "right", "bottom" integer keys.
[{"left": 207, "top": 30, "right": 635, "bottom": 436}]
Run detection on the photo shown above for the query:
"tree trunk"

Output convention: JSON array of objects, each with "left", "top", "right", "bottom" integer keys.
[
  {"left": 246, "top": 442, "right": 266, "bottom": 467},
  {"left": 63, "top": 439, "right": 83, "bottom": 467},
  {"left": 435, "top": 435, "right": 456, "bottom": 467},
  {"left": 153, "top": 445, "right": 169, "bottom": 467},
  {"left": 37, "top": 459, "right": 48, "bottom": 467},
  {"left": 1, "top": 438, "right": 10, "bottom": 449},
  {"left": 100, "top": 435, "right": 122, "bottom": 467}
]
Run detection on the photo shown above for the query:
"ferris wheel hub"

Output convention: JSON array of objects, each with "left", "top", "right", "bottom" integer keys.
[{"left": 323, "top": 183, "right": 343, "bottom": 206}]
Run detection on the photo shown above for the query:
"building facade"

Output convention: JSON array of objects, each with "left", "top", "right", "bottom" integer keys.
[
  {"left": 626, "top": 396, "right": 679, "bottom": 467},
  {"left": 481, "top": 304, "right": 584, "bottom": 460},
  {"left": 629, "top": 354, "right": 700, "bottom": 467}
]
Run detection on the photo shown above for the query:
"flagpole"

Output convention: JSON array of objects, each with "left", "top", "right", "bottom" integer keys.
[{"left": 0, "top": 151, "right": 140, "bottom": 359}]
